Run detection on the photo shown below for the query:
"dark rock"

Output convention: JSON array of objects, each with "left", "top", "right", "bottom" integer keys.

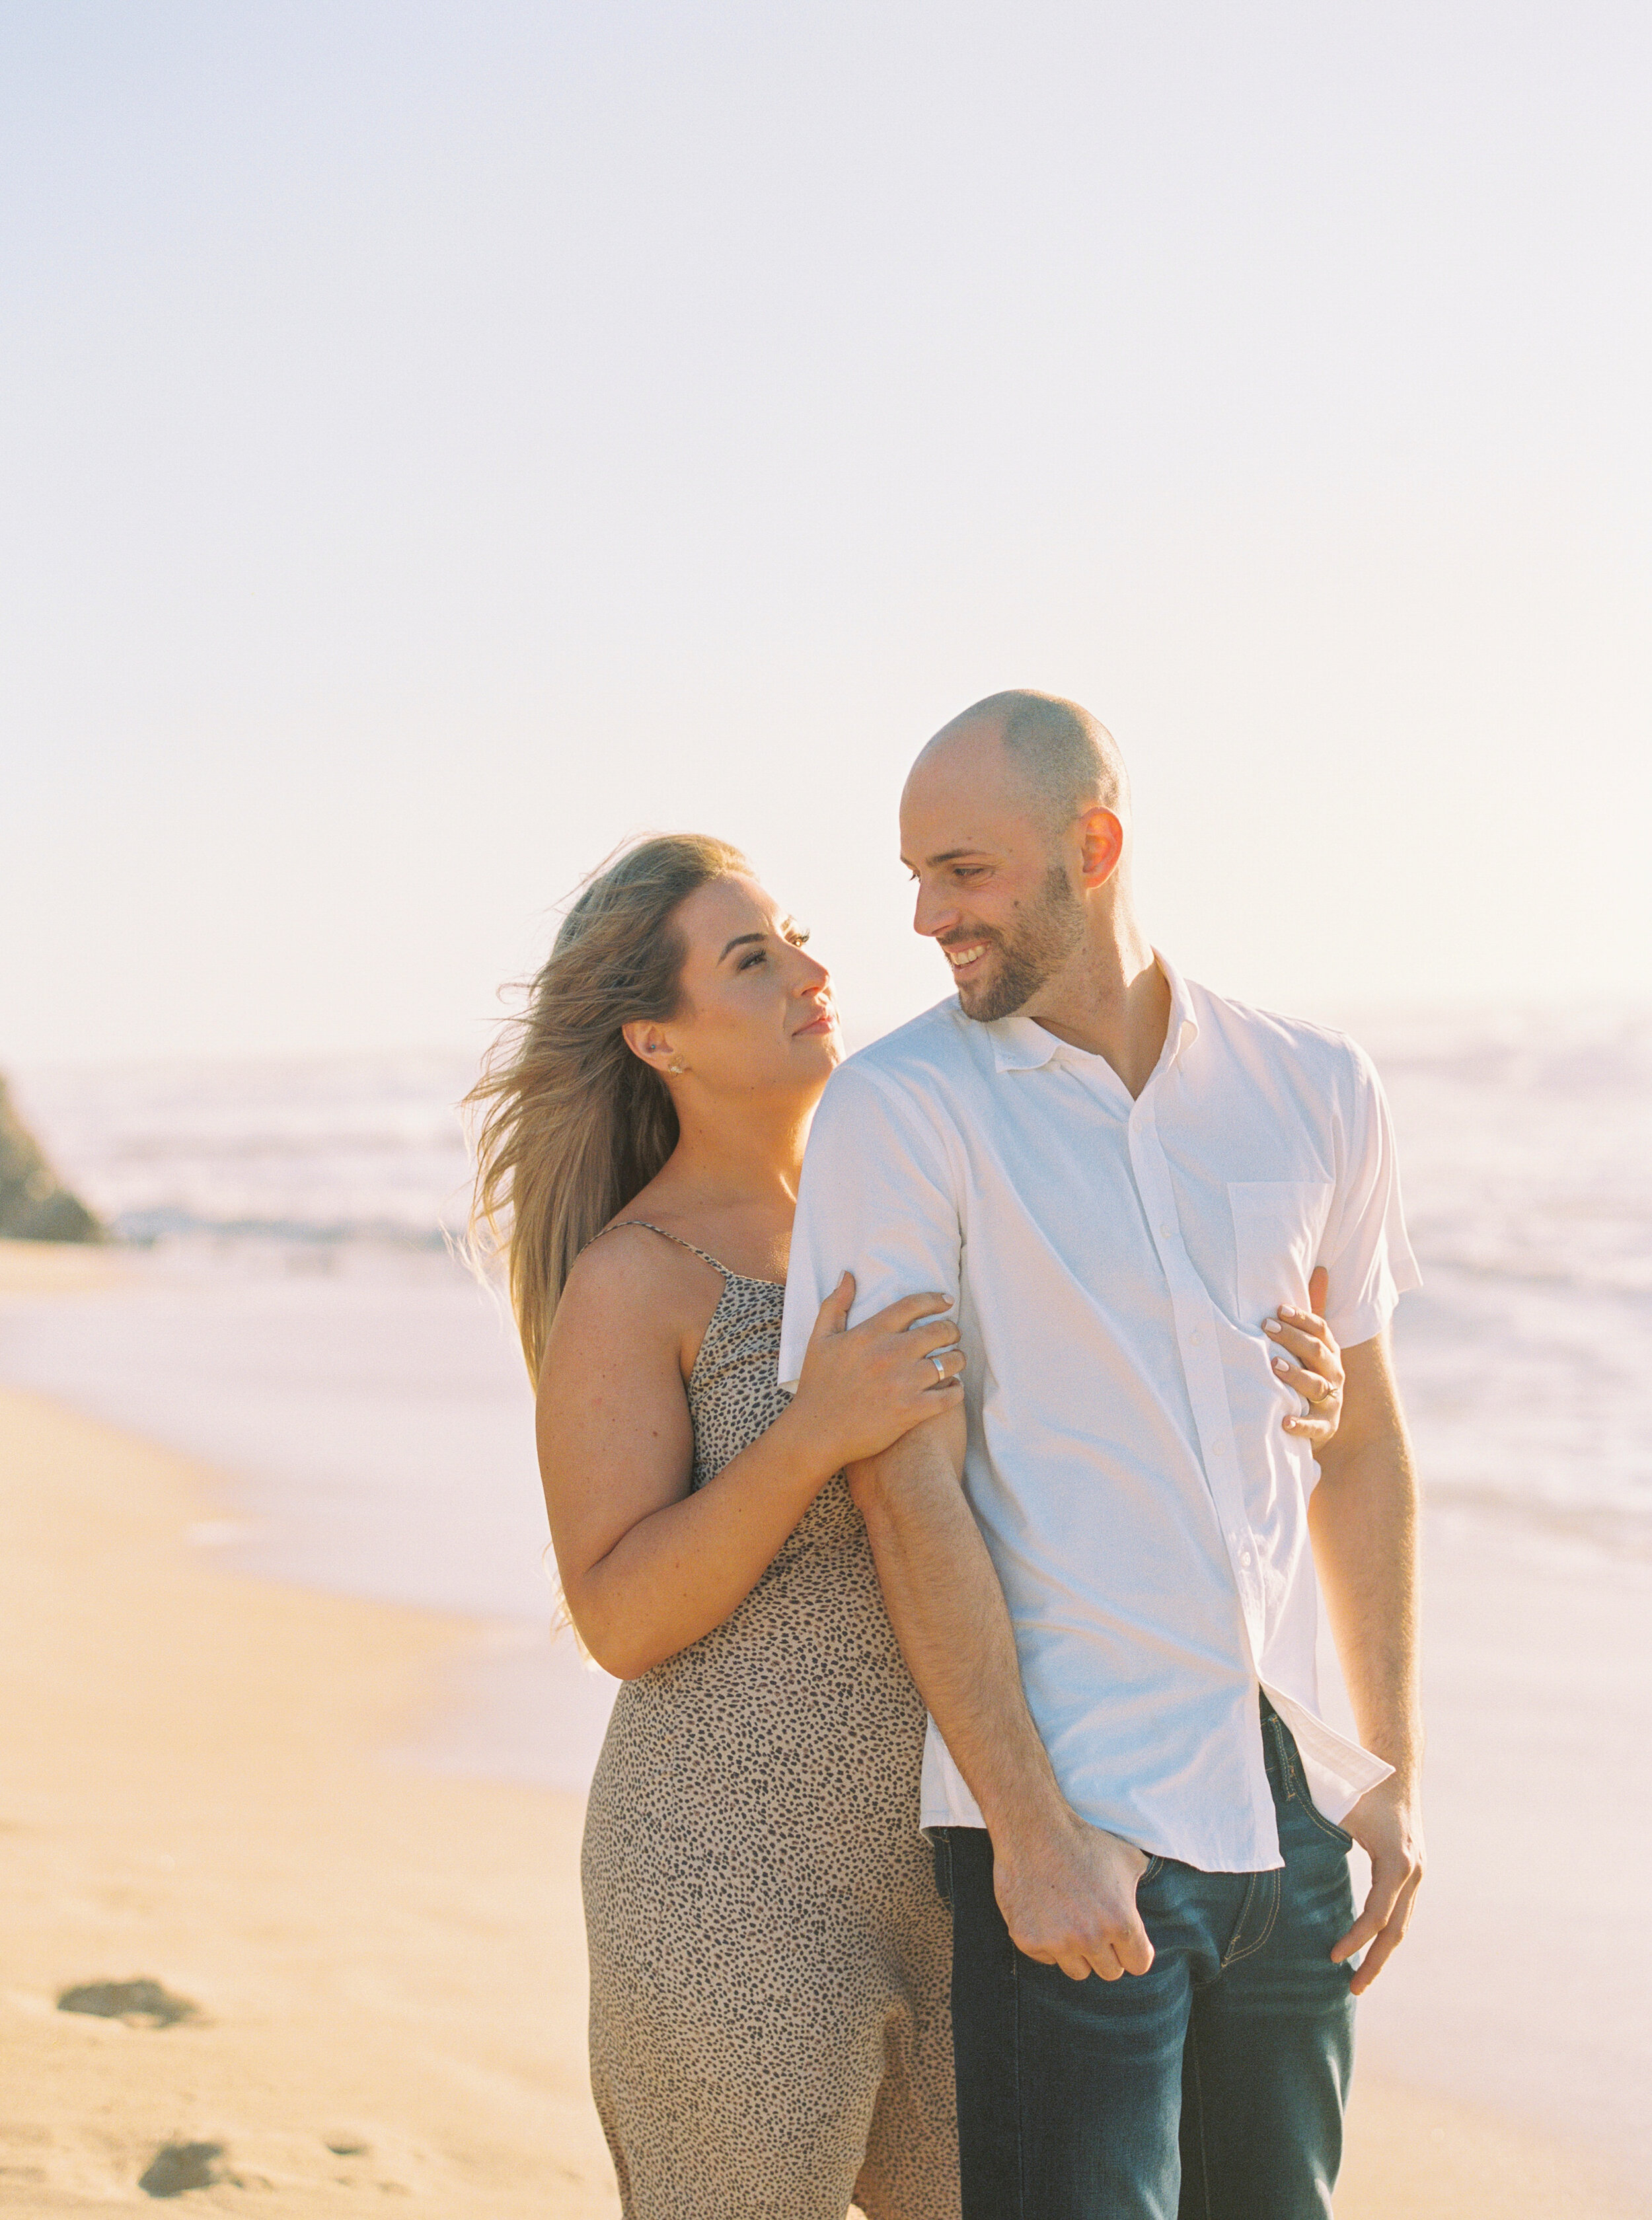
[
  {"left": 0, "top": 1074, "right": 103, "bottom": 1241},
  {"left": 138, "top": 2143, "right": 224, "bottom": 2198},
  {"left": 57, "top": 1978, "right": 202, "bottom": 2028}
]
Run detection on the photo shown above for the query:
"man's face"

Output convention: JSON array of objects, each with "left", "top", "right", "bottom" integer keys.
[{"left": 899, "top": 727, "right": 1082, "bottom": 1023}]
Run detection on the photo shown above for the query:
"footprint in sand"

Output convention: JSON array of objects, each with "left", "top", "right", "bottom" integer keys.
[
  {"left": 56, "top": 1978, "right": 203, "bottom": 2029},
  {"left": 137, "top": 2141, "right": 225, "bottom": 2198}
]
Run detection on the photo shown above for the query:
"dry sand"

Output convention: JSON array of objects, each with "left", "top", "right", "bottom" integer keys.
[{"left": 0, "top": 1241, "right": 1636, "bottom": 2215}]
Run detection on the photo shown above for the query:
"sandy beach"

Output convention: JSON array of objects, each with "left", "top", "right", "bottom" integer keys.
[
  {"left": 0, "top": 1239, "right": 1641, "bottom": 2217},
  {"left": 1, "top": 1275, "right": 617, "bottom": 2212}
]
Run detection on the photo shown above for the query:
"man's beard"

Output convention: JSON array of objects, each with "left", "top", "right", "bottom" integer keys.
[{"left": 952, "top": 862, "right": 1083, "bottom": 1023}]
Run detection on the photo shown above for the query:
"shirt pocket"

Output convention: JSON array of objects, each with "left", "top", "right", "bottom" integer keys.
[{"left": 1227, "top": 1180, "right": 1333, "bottom": 1331}]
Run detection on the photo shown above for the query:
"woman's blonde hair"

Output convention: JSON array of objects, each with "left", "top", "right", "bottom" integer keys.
[{"left": 465, "top": 832, "right": 750, "bottom": 1376}]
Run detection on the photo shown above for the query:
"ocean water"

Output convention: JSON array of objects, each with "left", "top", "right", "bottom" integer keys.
[
  {"left": 1363, "top": 1007, "right": 1652, "bottom": 1556},
  {"left": 11, "top": 1047, "right": 479, "bottom": 1248}
]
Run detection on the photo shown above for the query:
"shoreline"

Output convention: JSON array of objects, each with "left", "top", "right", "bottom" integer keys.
[
  {"left": 0, "top": 1238, "right": 1642, "bottom": 2214},
  {"left": 1, "top": 1378, "right": 617, "bottom": 2213}
]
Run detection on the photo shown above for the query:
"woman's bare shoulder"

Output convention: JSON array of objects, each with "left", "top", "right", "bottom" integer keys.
[{"left": 546, "top": 1218, "right": 722, "bottom": 1369}]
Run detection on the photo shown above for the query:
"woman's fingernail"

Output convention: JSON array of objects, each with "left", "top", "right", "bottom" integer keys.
[
  {"left": 1264, "top": 1319, "right": 1281, "bottom": 1335},
  {"left": 1273, "top": 1356, "right": 1289, "bottom": 1374}
]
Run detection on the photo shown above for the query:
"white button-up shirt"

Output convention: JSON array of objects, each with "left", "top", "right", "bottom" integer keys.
[{"left": 778, "top": 957, "right": 1420, "bottom": 1873}]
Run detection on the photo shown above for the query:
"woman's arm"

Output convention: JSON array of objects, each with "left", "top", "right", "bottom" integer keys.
[{"left": 537, "top": 1232, "right": 962, "bottom": 1678}]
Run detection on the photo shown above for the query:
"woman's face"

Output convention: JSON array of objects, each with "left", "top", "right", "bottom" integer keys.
[{"left": 654, "top": 873, "right": 840, "bottom": 1099}]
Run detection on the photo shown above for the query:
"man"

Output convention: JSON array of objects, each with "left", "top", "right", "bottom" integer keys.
[{"left": 777, "top": 691, "right": 1423, "bottom": 2219}]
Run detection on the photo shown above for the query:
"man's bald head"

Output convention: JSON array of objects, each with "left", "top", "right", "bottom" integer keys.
[{"left": 920, "top": 689, "right": 1128, "bottom": 832}]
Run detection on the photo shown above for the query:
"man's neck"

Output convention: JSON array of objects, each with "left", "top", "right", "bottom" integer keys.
[{"left": 1022, "top": 916, "right": 1170, "bottom": 1100}]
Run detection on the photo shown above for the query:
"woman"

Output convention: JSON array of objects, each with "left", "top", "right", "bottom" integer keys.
[{"left": 467, "top": 834, "right": 1346, "bottom": 2220}]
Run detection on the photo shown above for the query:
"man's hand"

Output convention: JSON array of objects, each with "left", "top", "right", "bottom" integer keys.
[
  {"left": 993, "top": 1812, "right": 1155, "bottom": 1982},
  {"left": 1332, "top": 1773, "right": 1424, "bottom": 1995}
]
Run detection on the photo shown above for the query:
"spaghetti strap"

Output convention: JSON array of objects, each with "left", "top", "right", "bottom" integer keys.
[{"left": 596, "top": 1218, "right": 733, "bottom": 1278}]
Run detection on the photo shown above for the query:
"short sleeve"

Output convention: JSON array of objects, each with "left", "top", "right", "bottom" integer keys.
[
  {"left": 777, "top": 1058, "right": 965, "bottom": 1393},
  {"left": 1316, "top": 1043, "right": 1422, "bottom": 1348}
]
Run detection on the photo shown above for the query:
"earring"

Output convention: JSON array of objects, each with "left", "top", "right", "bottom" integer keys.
[{"left": 667, "top": 1060, "right": 687, "bottom": 1076}]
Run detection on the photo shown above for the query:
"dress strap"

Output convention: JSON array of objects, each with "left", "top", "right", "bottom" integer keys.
[{"left": 597, "top": 1218, "right": 733, "bottom": 1278}]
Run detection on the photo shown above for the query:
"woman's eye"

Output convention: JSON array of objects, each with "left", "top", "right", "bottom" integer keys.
[{"left": 739, "top": 951, "right": 767, "bottom": 971}]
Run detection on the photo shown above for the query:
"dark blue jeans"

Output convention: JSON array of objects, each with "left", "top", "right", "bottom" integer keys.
[{"left": 938, "top": 1702, "right": 1356, "bottom": 2220}]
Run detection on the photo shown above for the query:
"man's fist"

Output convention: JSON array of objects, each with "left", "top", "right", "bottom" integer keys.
[{"left": 992, "top": 1812, "right": 1156, "bottom": 1981}]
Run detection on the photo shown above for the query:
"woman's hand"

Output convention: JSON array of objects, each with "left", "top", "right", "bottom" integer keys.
[
  {"left": 790, "top": 1273, "right": 964, "bottom": 1469},
  {"left": 1264, "top": 1265, "right": 1344, "bottom": 1450}
]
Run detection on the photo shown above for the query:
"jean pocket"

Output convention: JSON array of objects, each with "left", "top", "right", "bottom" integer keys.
[
  {"left": 1297, "top": 1801, "right": 1355, "bottom": 1851},
  {"left": 1139, "top": 1854, "right": 1165, "bottom": 1884}
]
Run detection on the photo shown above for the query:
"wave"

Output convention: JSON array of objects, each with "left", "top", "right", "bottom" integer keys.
[{"left": 110, "top": 1204, "right": 455, "bottom": 1251}]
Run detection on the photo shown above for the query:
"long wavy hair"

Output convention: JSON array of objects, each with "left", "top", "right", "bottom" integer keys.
[{"left": 465, "top": 833, "right": 749, "bottom": 1378}]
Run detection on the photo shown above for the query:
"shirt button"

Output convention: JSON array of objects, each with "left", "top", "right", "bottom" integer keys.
[
  {"left": 1160, "top": 1222, "right": 1174, "bottom": 1238},
  {"left": 1189, "top": 1328, "right": 1203, "bottom": 1345},
  {"left": 1240, "top": 1551, "right": 1254, "bottom": 1567}
]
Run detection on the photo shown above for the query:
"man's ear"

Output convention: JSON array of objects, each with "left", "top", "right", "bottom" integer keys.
[
  {"left": 621, "top": 1019, "right": 675, "bottom": 1072},
  {"left": 1075, "top": 807, "right": 1125, "bottom": 889}
]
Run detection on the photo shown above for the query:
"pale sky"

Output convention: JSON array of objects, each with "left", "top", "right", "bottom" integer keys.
[{"left": 4, "top": 1, "right": 1649, "bottom": 1064}]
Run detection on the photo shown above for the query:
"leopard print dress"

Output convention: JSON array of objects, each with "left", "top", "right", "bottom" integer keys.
[{"left": 580, "top": 1224, "right": 959, "bottom": 2220}]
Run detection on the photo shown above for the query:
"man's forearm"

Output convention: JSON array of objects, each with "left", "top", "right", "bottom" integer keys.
[
  {"left": 1310, "top": 1331, "right": 1426, "bottom": 1988},
  {"left": 849, "top": 1409, "right": 1156, "bottom": 1981},
  {"left": 846, "top": 1411, "right": 1066, "bottom": 1842},
  {"left": 1308, "top": 1336, "right": 1422, "bottom": 1785}
]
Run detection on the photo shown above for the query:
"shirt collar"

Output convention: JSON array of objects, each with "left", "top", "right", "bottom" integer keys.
[
  {"left": 1156, "top": 950, "right": 1201, "bottom": 1072},
  {"left": 989, "top": 1012, "right": 1063, "bottom": 1073},
  {"left": 987, "top": 951, "right": 1199, "bottom": 1078}
]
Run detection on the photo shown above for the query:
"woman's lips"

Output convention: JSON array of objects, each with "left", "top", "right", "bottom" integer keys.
[{"left": 793, "top": 1009, "right": 837, "bottom": 1037}]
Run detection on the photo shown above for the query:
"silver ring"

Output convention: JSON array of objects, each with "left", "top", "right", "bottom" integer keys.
[{"left": 929, "top": 1351, "right": 948, "bottom": 1380}]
